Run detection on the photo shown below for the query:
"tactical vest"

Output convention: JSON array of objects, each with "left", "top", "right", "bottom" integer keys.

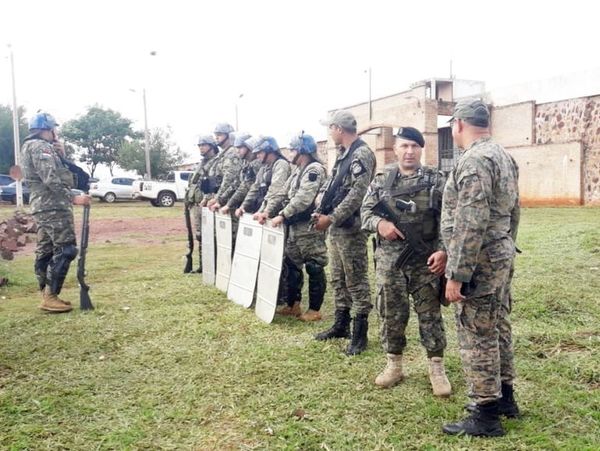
[
  {"left": 285, "top": 161, "right": 322, "bottom": 225},
  {"left": 198, "top": 154, "right": 222, "bottom": 194},
  {"left": 381, "top": 165, "right": 441, "bottom": 242},
  {"left": 319, "top": 139, "right": 367, "bottom": 228},
  {"left": 241, "top": 161, "right": 257, "bottom": 183}
]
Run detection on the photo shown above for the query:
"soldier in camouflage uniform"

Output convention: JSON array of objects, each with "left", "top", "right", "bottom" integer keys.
[
  {"left": 184, "top": 135, "right": 220, "bottom": 273},
  {"left": 236, "top": 136, "right": 291, "bottom": 220},
  {"left": 20, "top": 111, "right": 91, "bottom": 313},
  {"left": 269, "top": 133, "right": 328, "bottom": 321},
  {"left": 220, "top": 134, "right": 262, "bottom": 215},
  {"left": 441, "top": 99, "right": 520, "bottom": 437},
  {"left": 313, "top": 110, "right": 376, "bottom": 356},
  {"left": 361, "top": 126, "right": 451, "bottom": 396},
  {"left": 207, "top": 123, "right": 242, "bottom": 244}
]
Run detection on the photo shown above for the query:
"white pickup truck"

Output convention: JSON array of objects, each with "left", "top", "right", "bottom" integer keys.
[{"left": 132, "top": 171, "right": 193, "bottom": 207}]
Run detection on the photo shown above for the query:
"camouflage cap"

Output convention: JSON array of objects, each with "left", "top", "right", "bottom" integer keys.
[
  {"left": 320, "top": 110, "right": 357, "bottom": 131},
  {"left": 451, "top": 99, "right": 490, "bottom": 127}
]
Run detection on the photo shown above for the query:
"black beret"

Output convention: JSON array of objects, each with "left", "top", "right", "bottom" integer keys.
[{"left": 396, "top": 126, "right": 425, "bottom": 148}]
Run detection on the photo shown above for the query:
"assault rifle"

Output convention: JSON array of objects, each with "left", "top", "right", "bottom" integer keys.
[
  {"left": 371, "top": 197, "right": 432, "bottom": 269},
  {"left": 78, "top": 204, "right": 94, "bottom": 310},
  {"left": 183, "top": 204, "right": 194, "bottom": 273}
]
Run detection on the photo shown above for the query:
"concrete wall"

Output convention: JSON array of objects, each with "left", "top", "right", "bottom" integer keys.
[
  {"left": 491, "top": 102, "right": 535, "bottom": 148},
  {"left": 507, "top": 142, "right": 583, "bottom": 206},
  {"left": 535, "top": 95, "right": 600, "bottom": 204}
]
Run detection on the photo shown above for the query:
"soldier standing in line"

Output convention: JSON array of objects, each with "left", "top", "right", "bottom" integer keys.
[
  {"left": 236, "top": 136, "right": 291, "bottom": 220},
  {"left": 20, "top": 111, "right": 91, "bottom": 312},
  {"left": 313, "top": 110, "right": 376, "bottom": 356},
  {"left": 269, "top": 133, "right": 328, "bottom": 321},
  {"left": 361, "top": 126, "right": 451, "bottom": 396},
  {"left": 184, "top": 135, "right": 220, "bottom": 273},
  {"left": 441, "top": 99, "right": 520, "bottom": 437},
  {"left": 220, "top": 134, "right": 261, "bottom": 216}
]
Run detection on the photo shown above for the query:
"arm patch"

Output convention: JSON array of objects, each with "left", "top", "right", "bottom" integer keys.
[
  {"left": 351, "top": 160, "right": 366, "bottom": 176},
  {"left": 308, "top": 171, "right": 318, "bottom": 182}
]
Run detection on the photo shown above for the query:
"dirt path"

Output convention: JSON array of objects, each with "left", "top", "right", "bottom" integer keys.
[{"left": 16, "top": 216, "right": 187, "bottom": 256}]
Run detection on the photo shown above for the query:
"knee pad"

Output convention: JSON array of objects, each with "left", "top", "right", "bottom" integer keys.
[
  {"left": 305, "top": 260, "right": 324, "bottom": 277},
  {"left": 60, "top": 244, "right": 78, "bottom": 261}
]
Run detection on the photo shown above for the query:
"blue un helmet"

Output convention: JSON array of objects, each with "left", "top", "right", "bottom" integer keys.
[
  {"left": 252, "top": 136, "right": 280, "bottom": 154},
  {"left": 197, "top": 134, "right": 218, "bottom": 148},
  {"left": 289, "top": 131, "right": 317, "bottom": 154},
  {"left": 234, "top": 132, "right": 252, "bottom": 148},
  {"left": 243, "top": 136, "right": 261, "bottom": 152},
  {"left": 214, "top": 123, "right": 235, "bottom": 135},
  {"left": 29, "top": 110, "right": 59, "bottom": 131}
]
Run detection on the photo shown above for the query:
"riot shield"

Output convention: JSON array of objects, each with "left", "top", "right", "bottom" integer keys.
[
  {"left": 201, "top": 207, "right": 216, "bottom": 285},
  {"left": 214, "top": 212, "right": 233, "bottom": 292},
  {"left": 255, "top": 220, "right": 285, "bottom": 323},
  {"left": 227, "top": 213, "right": 263, "bottom": 308}
]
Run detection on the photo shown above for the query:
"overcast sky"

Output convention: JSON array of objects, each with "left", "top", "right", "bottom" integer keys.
[{"left": 1, "top": 0, "right": 598, "bottom": 177}]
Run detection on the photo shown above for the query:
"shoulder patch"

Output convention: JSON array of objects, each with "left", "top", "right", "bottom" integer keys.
[
  {"left": 308, "top": 171, "right": 318, "bottom": 182},
  {"left": 351, "top": 159, "right": 366, "bottom": 176}
]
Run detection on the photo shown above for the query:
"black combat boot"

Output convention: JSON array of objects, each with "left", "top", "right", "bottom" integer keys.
[
  {"left": 443, "top": 401, "right": 505, "bottom": 437},
  {"left": 315, "top": 309, "right": 351, "bottom": 340},
  {"left": 465, "top": 383, "right": 521, "bottom": 418},
  {"left": 345, "top": 314, "right": 369, "bottom": 356}
]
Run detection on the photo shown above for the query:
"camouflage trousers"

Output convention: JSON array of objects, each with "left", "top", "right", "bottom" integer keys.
[
  {"left": 285, "top": 222, "right": 328, "bottom": 310},
  {"left": 375, "top": 244, "right": 446, "bottom": 356},
  {"left": 328, "top": 228, "right": 372, "bottom": 316},
  {"left": 454, "top": 255, "right": 513, "bottom": 404},
  {"left": 498, "top": 264, "right": 516, "bottom": 384},
  {"left": 34, "top": 209, "right": 77, "bottom": 290}
]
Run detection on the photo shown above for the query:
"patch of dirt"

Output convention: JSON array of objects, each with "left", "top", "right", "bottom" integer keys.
[{"left": 17, "top": 217, "right": 186, "bottom": 256}]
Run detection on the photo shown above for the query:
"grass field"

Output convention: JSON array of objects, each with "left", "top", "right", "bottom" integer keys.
[{"left": 1, "top": 203, "right": 599, "bottom": 450}]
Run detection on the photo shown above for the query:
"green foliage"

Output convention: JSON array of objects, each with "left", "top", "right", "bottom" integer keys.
[
  {"left": 0, "top": 105, "right": 28, "bottom": 174},
  {"left": 61, "top": 106, "right": 137, "bottom": 177},
  {"left": 118, "top": 127, "right": 186, "bottom": 179},
  {"left": 0, "top": 205, "right": 599, "bottom": 449}
]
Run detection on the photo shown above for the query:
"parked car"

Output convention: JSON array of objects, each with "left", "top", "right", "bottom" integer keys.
[
  {"left": 0, "top": 174, "right": 14, "bottom": 186},
  {"left": 0, "top": 182, "right": 83, "bottom": 205},
  {"left": 131, "top": 171, "right": 193, "bottom": 207},
  {"left": 89, "top": 177, "right": 138, "bottom": 203}
]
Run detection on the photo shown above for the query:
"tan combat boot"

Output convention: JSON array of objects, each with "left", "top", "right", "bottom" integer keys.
[
  {"left": 429, "top": 357, "right": 452, "bottom": 397},
  {"left": 278, "top": 302, "right": 302, "bottom": 317},
  {"left": 375, "top": 354, "right": 404, "bottom": 388},
  {"left": 298, "top": 309, "right": 322, "bottom": 322},
  {"left": 40, "top": 289, "right": 73, "bottom": 313}
]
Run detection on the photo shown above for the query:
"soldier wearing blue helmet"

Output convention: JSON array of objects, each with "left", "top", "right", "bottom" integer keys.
[
  {"left": 236, "top": 136, "right": 291, "bottom": 220},
  {"left": 269, "top": 132, "right": 328, "bottom": 321},
  {"left": 20, "top": 110, "right": 91, "bottom": 312},
  {"left": 220, "top": 134, "right": 262, "bottom": 215}
]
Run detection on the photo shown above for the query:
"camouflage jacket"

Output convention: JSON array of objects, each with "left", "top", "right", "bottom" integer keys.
[
  {"left": 267, "top": 160, "right": 326, "bottom": 222},
  {"left": 321, "top": 139, "right": 376, "bottom": 232},
  {"left": 20, "top": 137, "right": 73, "bottom": 214},
  {"left": 362, "top": 164, "right": 446, "bottom": 255},
  {"left": 226, "top": 158, "right": 262, "bottom": 209},
  {"left": 186, "top": 153, "right": 217, "bottom": 204},
  {"left": 213, "top": 145, "right": 242, "bottom": 205},
  {"left": 441, "top": 137, "right": 520, "bottom": 283},
  {"left": 243, "top": 158, "right": 291, "bottom": 214}
]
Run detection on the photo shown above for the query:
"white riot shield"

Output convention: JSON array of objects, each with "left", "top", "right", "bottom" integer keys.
[
  {"left": 255, "top": 221, "right": 285, "bottom": 323},
  {"left": 201, "top": 207, "right": 215, "bottom": 285},
  {"left": 214, "top": 212, "right": 233, "bottom": 292},
  {"left": 227, "top": 214, "right": 263, "bottom": 308}
]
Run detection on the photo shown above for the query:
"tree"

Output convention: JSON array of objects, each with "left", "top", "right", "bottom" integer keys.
[
  {"left": 0, "top": 105, "right": 28, "bottom": 175},
  {"left": 61, "top": 106, "right": 137, "bottom": 177},
  {"left": 118, "top": 127, "right": 186, "bottom": 179}
]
